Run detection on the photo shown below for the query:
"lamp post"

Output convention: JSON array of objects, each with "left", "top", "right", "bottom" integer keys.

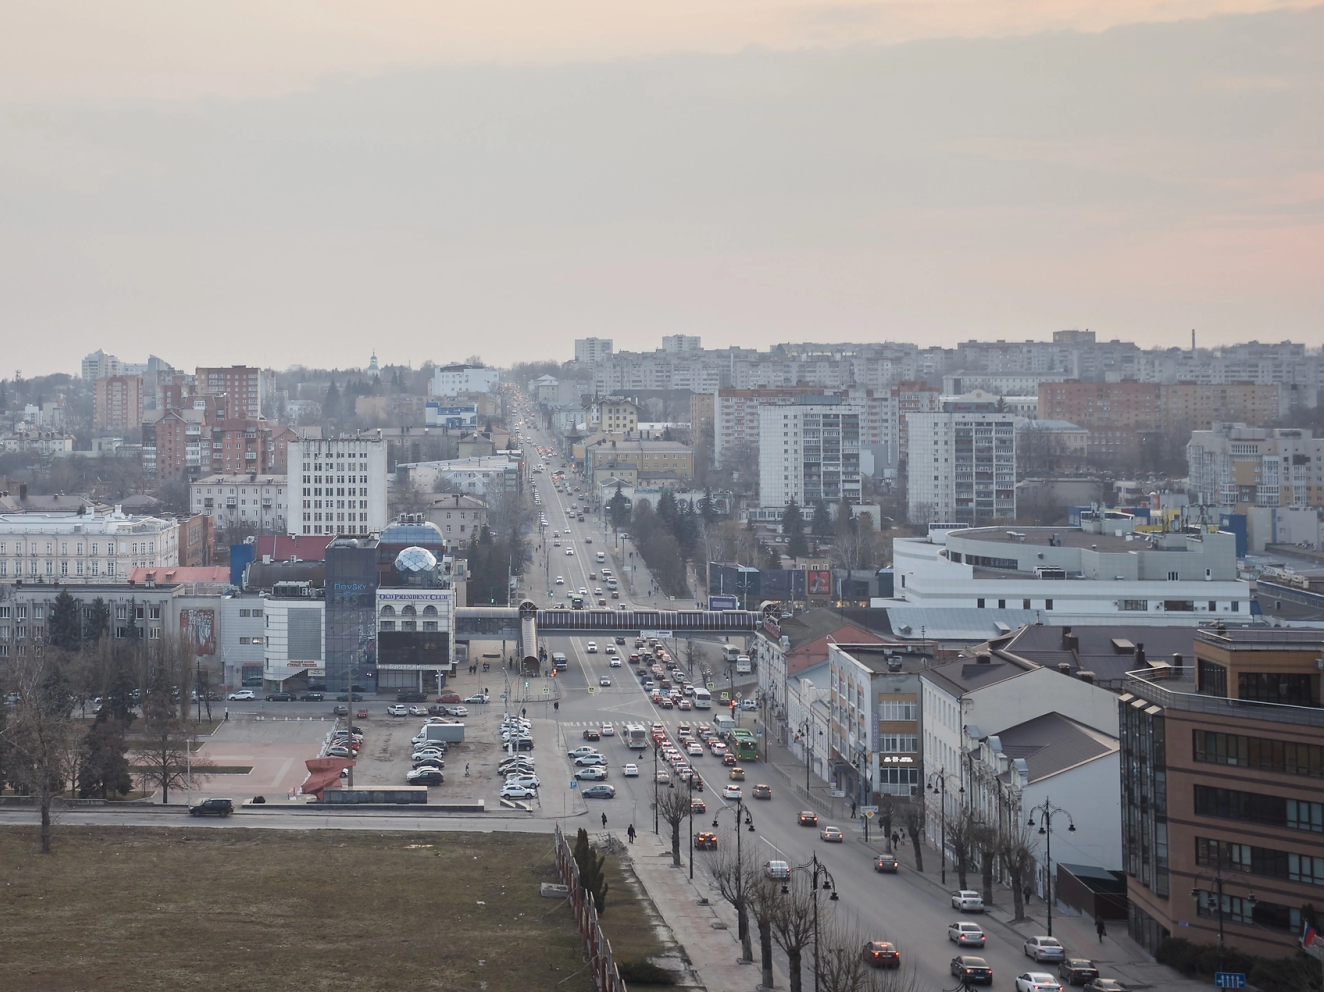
[
  {"left": 781, "top": 854, "right": 839, "bottom": 992},
  {"left": 653, "top": 739, "right": 661, "bottom": 835},
  {"left": 1191, "top": 850, "right": 1257, "bottom": 971},
  {"left": 927, "top": 768, "right": 963, "bottom": 887},
  {"left": 853, "top": 753, "right": 874, "bottom": 842},
  {"left": 713, "top": 796, "right": 756, "bottom": 958},
  {"left": 1026, "top": 796, "right": 1076, "bottom": 937},
  {"left": 794, "top": 717, "right": 823, "bottom": 793}
]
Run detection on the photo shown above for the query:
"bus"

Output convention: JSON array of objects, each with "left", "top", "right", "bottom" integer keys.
[
  {"left": 570, "top": 594, "right": 584, "bottom": 610},
  {"left": 735, "top": 655, "right": 752, "bottom": 675},
  {"left": 624, "top": 724, "right": 648, "bottom": 749},
  {"left": 728, "top": 727, "right": 759, "bottom": 761},
  {"left": 692, "top": 687, "right": 712, "bottom": 709},
  {"left": 720, "top": 645, "right": 741, "bottom": 663}
]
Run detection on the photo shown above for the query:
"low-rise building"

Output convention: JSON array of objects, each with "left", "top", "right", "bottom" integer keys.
[
  {"left": 0, "top": 508, "right": 180, "bottom": 584},
  {"left": 424, "top": 493, "right": 487, "bottom": 543}
]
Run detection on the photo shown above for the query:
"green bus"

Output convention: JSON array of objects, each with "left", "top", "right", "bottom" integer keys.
[{"left": 728, "top": 728, "right": 759, "bottom": 762}]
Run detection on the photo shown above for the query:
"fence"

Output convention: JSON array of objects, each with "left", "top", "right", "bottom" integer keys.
[{"left": 553, "top": 823, "right": 625, "bottom": 992}]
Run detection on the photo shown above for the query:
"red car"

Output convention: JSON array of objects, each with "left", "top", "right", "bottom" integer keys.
[{"left": 437, "top": 692, "right": 462, "bottom": 704}]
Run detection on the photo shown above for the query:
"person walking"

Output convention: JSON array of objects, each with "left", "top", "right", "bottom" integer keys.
[
  {"left": 850, "top": 800, "right": 857, "bottom": 819},
  {"left": 601, "top": 812, "right": 608, "bottom": 829},
  {"left": 1096, "top": 918, "right": 1106, "bottom": 943},
  {"left": 627, "top": 824, "right": 636, "bottom": 844},
  {"left": 1024, "top": 885, "right": 1033, "bottom": 905}
]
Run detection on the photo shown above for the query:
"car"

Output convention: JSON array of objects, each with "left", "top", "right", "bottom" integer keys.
[
  {"left": 741, "top": 698, "right": 757, "bottom": 711},
  {"left": 722, "top": 784, "right": 742, "bottom": 799},
  {"left": 265, "top": 692, "right": 293, "bottom": 702},
  {"left": 463, "top": 693, "right": 489, "bottom": 704},
  {"left": 568, "top": 746, "right": 601, "bottom": 758},
  {"left": 948, "top": 922, "right": 986, "bottom": 947},
  {"left": 386, "top": 704, "right": 408, "bottom": 716},
  {"left": 501, "top": 784, "right": 537, "bottom": 799},
  {"left": 575, "top": 766, "right": 608, "bottom": 781},
  {"left": 447, "top": 705, "right": 469, "bottom": 717},
  {"left": 396, "top": 690, "right": 427, "bottom": 703},
  {"left": 721, "top": 752, "right": 738, "bottom": 765},
  {"left": 749, "top": 783, "right": 772, "bottom": 800},
  {"left": 228, "top": 689, "right": 255, "bottom": 701},
  {"left": 952, "top": 890, "right": 985, "bottom": 912},
  {"left": 332, "top": 704, "right": 350, "bottom": 715},
  {"left": 586, "top": 641, "right": 598, "bottom": 653},
  {"left": 583, "top": 729, "right": 601, "bottom": 741},
  {"left": 951, "top": 955, "right": 994, "bottom": 986},
  {"left": 335, "top": 693, "right": 364, "bottom": 702},
  {"left": 1059, "top": 960, "right": 1101, "bottom": 986},
  {"left": 300, "top": 692, "right": 325, "bottom": 702},
  {"left": 687, "top": 742, "right": 704, "bottom": 756},
  {"left": 690, "top": 799, "right": 707, "bottom": 813},
  {"left": 1016, "top": 973, "right": 1064, "bottom": 992},
  {"left": 498, "top": 766, "right": 537, "bottom": 779},
  {"left": 504, "top": 774, "right": 540, "bottom": 789},
  {"left": 862, "top": 941, "right": 900, "bottom": 969},
  {"left": 510, "top": 738, "right": 535, "bottom": 751},
  {"left": 566, "top": 549, "right": 574, "bottom": 555},
  {"left": 555, "top": 576, "right": 564, "bottom": 584},
  {"left": 615, "top": 636, "right": 626, "bottom": 645},
  {"left": 413, "top": 757, "right": 444, "bottom": 770},
  {"left": 437, "top": 692, "right": 462, "bottom": 704},
  {"left": 609, "top": 657, "right": 622, "bottom": 668},
  {"left": 618, "top": 603, "right": 627, "bottom": 610},
  {"left": 575, "top": 754, "right": 607, "bottom": 767},
  {"left": 821, "top": 825, "right": 844, "bottom": 842},
  {"left": 356, "top": 708, "right": 369, "bottom": 719},
  {"left": 729, "top": 767, "right": 745, "bottom": 780},
  {"left": 407, "top": 705, "right": 427, "bottom": 716},
  {"left": 327, "top": 746, "right": 353, "bottom": 758},
  {"left": 695, "top": 831, "right": 718, "bottom": 850},
  {"left": 188, "top": 797, "right": 234, "bottom": 817},
  {"left": 1083, "top": 981, "right": 1129, "bottom": 992},
  {"left": 582, "top": 784, "right": 616, "bottom": 799},
  {"left": 764, "top": 860, "right": 790, "bottom": 879},
  {"left": 656, "top": 770, "right": 671, "bottom": 784},
  {"left": 412, "top": 751, "right": 445, "bottom": 762},
  {"left": 798, "top": 810, "right": 819, "bottom": 827},
  {"left": 599, "top": 676, "right": 611, "bottom": 687},
  {"left": 622, "top": 763, "right": 639, "bottom": 777},
  {"left": 1024, "top": 937, "right": 1066, "bottom": 963},
  {"left": 406, "top": 768, "right": 444, "bottom": 785},
  {"left": 874, "top": 854, "right": 899, "bottom": 873}
]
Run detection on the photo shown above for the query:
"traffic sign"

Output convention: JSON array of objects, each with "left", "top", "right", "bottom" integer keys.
[
  {"left": 587, "top": 686, "right": 597, "bottom": 694},
  {"left": 1215, "top": 974, "right": 1246, "bottom": 989},
  {"left": 706, "top": 681, "right": 715, "bottom": 690},
  {"left": 864, "top": 810, "right": 875, "bottom": 819},
  {"left": 570, "top": 780, "right": 578, "bottom": 790},
  {"left": 524, "top": 681, "right": 530, "bottom": 688},
  {"left": 859, "top": 805, "right": 879, "bottom": 816},
  {"left": 735, "top": 692, "right": 743, "bottom": 700},
  {"left": 542, "top": 687, "right": 549, "bottom": 696}
]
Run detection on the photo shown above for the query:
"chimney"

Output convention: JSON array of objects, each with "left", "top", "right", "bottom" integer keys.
[
  {"left": 975, "top": 653, "right": 991, "bottom": 665},
  {"left": 1172, "top": 653, "right": 1183, "bottom": 675},
  {"left": 1077, "top": 670, "right": 1096, "bottom": 684},
  {"left": 19, "top": 482, "right": 27, "bottom": 501},
  {"left": 1065, "top": 633, "right": 1079, "bottom": 652},
  {"left": 1135, "top": 642, "right": 1146, "bottom": 666},
  {"left": 1060, "top": 625, "right": 1072, "bottom": 648},
  {"left": 1058, "top": 662, "right": 1072, "bottom": 675}
]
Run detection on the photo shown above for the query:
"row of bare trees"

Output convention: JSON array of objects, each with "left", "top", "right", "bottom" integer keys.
[{"left": 0, "top": 631, "right": 217, "bottom": 854}]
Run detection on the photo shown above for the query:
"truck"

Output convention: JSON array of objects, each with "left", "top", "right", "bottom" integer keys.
[{"left": 421, "top": 723, "right": 466, "bottom": 744}]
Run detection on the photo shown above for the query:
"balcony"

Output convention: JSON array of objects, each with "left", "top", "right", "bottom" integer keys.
[{"left": 1123, "top": 666, "right": 1320, "bottom": 727}]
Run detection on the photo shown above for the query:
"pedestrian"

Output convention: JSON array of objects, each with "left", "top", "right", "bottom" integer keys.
[
  {"left": 627, "top": 824, "right": 636, "bottom": 844},
  {"left": 224, "top": 708, "right": 229, "bottom": 722},
  {"left": 1096, "top": 918, "right": 1106, "bottom": 943},
  {"left": 521, "top": 708, "right": 527, "bottom": 718},
  {"left": 554, "top": 701, "right": 559, "bottom": 711},
  {"left": 465, "top": 763, "right": 470, "bottom": 777},
  {"left": 890, "top": 830, "right": 899, "bottom": 849},
  {"left": 601, "top": 812, "right": 608, "bottom": 829},
  {"left": 1024, "top": 885, "right": 1033, "bottom": 905},
  {"left": 850, "top": 800, "right": 857, "bottom": 819}
]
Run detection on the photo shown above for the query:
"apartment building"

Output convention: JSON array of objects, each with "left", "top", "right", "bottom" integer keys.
[
  {"left": 1162, "top": 382, "right": 1287, "bottom": 436},
  {"left": 906, "top": 405, "right": 1016, "bottom": 525},
  {"left": 424, "top": 493, "right": 487, "bottom": 543},
  {"left": 287, "top": 437, "right": 388, "bottom": 537},
  {"left": 592, "top": 398, "right": 639, "bottom": 434},
  {"left": 0, "top": 509, "right": 180, "bottom": 584},
  {"left": 758, "top": 401, "right": 861, "bottom": 509},
  {"left": 432, "top": 364, "right": 499, "bottom": 397},
  {"left": 573, "top": 337, "right": 614, "bottom": 364},
  {"left": 196, "top": 366, "right": 264, "bottom": 421},
  {"left": 827, "top": 643, "right": 926, "bottom": 802},
  {"left": 714, "top": 386, "right": 824, "bottom": 467},
  {"left": 892, "top": 380, "right": 942, "bottom": 466},
  {"left": 94, "top": 375, "right": 143, "bottom": 434},
  {"left": 583, "top": 437, "right": 694, "bottom": 485},
  {"left": 1119, "top": 628, "right": 1324, "bottom": 957},
  {"left": 690, "top": 392, "right": 715, "bottom": 437},
  {"left": 190, "top": 474, "right": 288, "bottom": 535},
  {"left": 661, "top": 334, "right": 702, "bottom": 353},
  {"left": 1187, "top": 423, "right": 1324, "bottom": 508}
]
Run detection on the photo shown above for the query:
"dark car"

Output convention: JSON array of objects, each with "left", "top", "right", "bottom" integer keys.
[
  {"left": 1059, "top": 960, "right": 1100, "bottom": 986},
  {"left": 1083, "top": 980, "right": 1129, "bottom": 992},
  {"left": 332, "top": 704, "right": 350, "bottom": 715},
  {"left": 396, "top": 691, "right": 427, "bottom": 703},
  {"left": 583, "top": 729, "right": 601, "bottom": 741},
  {"left": 300, "top": 692, "right": 324, "bottom": 702},
  {"left": 188, "top": 798, "right": 234, "bottom": 817},
  {"left": 951, "top": 955, "right": 994, "bottom": 986},
  {"left": 874, "top": 854, "right": 899, "bottom": 873},
  {"left": 265, "top": 692, "right": 293, "bottom": 702},
  {"left": 615, "top": 636, "right": 626, "bottom": 645},
  {"left": 335, "top": 693, "right": 364, "bottom": 702},
  {"left": 863, "top": 941, "right": 900, "bottom": 969}
]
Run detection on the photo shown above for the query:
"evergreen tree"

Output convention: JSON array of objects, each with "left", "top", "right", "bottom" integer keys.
[
  {"left": 323, "top": 379, "right": 341, "bottom": 419},
  {"left": 572, "top": 827, "right": 610, "bottom": 913},
  {"left": 781, "top": 500, "right": 808, "bottom": 559},
  {"left": 78, "top": 710, "right": 133, "bottom": 799},
  {"left": 104, "top": 665, "right": 138, "bottom": 727},
  {"left": 811, "top": 500, "right": 833, "bottom": 539},
  {"left": 607, "top": 484, "right": 631, "bottom": 530},
  {"left": 40, "top": 663, "right": 74, "bottom": 718},
  {"left": 656, "top": 490, "right": 679, "bottom": 537},
  {"left": 699, "top": 487, "right": 717, "bottom": 525},
  {"left": 48, "top": 588, "right": 82, "bottom": 652},
  {"left": 763, "top": 545, "right": 783, "bottom": 570}
]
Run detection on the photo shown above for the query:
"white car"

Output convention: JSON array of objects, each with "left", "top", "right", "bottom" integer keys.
[
  {"left": 504, "top": 774, "right": 540, "bottom": 789},
  {"left": 500, "top": 784, "right": 537, "bottom": 799},
  {"left": 687, "top": 742, "right": 703, "bottom": 756},
  {"left": 574, "top": 754, "right": 607, "bottom": 767},
  {"left": 448, "top": 706, "right": 469, "bottom": 717},
  {"left": 1023, "top": 937, "right": 1065, "bottom": 963},
  {"left": 622, "top": 763, "right": 639, "bottom": 777},
  {"left": 722, "top": 785, "right": 742, "bottom": 799},
  {"left": 565, "top": 549, "right": 574, "bottom": 556},
  {"left": 463, "top": 693, "right": 489, "bottom": 704},
  {"left": 609, "top": 657, "right": 622, "bottom": 667},
  {"left": 575, "top": 766, "right": 608, "bottom": 781},
  {"left": 1015, "top": 974, "right": 1064, "bottom": 992},
  {"left": 386, "top": 704, "right": 408, "bottom": 716},
  {"left": 227, "top": 689, "right": 255, "bottom": 701},
  {"left": 567, "top": 746, "right": 600, "bottom": 759},
  {"left": 586, "top": 641, "right": 598, "bottom": 653},
  {"left": 948, "top": 921, "right": 986, "bottom": 946},
  {"left": 555, "top": 576, "right": 564, "bottom": 584},
  {"left": 600, "top": 725, "right": 615, "bottom": 736},
  {"left": 952, "top": 890, "right": 985, "bottom": 912}
]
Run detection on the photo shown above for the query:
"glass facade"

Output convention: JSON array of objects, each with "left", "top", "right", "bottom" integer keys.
[
  {"left": 1120, "top": 698, "right": 1168, "bottom": 900},
  {"left": 325, "top": 539, "right": 379, "bottom": 691}
]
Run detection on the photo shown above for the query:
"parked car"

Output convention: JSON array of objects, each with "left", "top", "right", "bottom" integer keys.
[
  {"left": 265, "top": 692, "right": 293, "bottom": 702},
  {"left": 437, "top": 692, "right": 462, "bottom": 704},
  {"left": 447, "top": 705, "right": 469, "bottom": 717},
  {"left": 501, "top": 784, "right": 537, "bottom": 799},
  {"left": 407, "top": 768, "right": 444, "bottom": 785},
  {"left": 300, "top": 692, "right": 324, "bottom": 702},
  {"left": 188, "top": 797, "right": 234, "bottom": 817},
  {"left": 504, "top": 774, "right": 540, "bottom": 789},
  {"left": 396, "top": 690, "right": 427, "bottom": 703},
  {"left": 228, "top": 689, "right": 255, "bottom": 701},
  {"left": 332, "top": 704, "right": 350, "bottom": 715},
  {"left": 575, "top": 766, "right": 608, "bottom": 781},
  {"left": 1024, "top": 937, "right": 1066, "bottom": 963},
  {"left": 386, "top": 704, "right": 408, "bottom": 716},
  {"left": 951, "top": 956, "right": 994, "bottom": 986},
  {"left": 463, "top": 693, "right": 489, "bottom": 704},
  {"left": 952, "top": 890, "right": 985, "bottom": 912}
]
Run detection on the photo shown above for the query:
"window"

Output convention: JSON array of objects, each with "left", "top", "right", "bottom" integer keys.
[
  {"left": 878, "top": 734, "right": 919, "bottom": 753},
  {"left": 1194, "top": 730, "right": 1324, "bottom": 778},
  {"left": 379, "top": 620, "right": 395, "bottom": 631},
  {"left": 877, "top": 699, "right": 918, "bottom": 721}
]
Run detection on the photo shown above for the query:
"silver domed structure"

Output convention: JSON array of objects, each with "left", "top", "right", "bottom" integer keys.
[{"left": 394, "top": 546, "right": 438, "bottom": 575}]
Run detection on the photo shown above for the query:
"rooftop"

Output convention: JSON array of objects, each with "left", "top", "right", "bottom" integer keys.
[
  {"left": 955, "top": 526, "right": 1150, "bottom": 552},
  {"left": 992, "top": 711, "right": 1118, "bottom": 784}
]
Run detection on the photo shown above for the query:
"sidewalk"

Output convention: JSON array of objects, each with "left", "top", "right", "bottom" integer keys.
[{"left": 615, "top": 828, "right": 771, "bottom": 992}]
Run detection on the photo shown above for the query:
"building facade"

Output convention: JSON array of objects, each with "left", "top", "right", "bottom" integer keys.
[
  {"left": 1187, "top": 423, "right": 1324, "bottom": 509},
  {"left": 94, "top": 375, "right": 143, "bottom": 434},
  {"left": 196, "top": 366, "right": 264, "bottom": 420},
  {"left": 287, "top": 437, "right": 388, "bottom": 537},
  {"left": 758, "top": 402, "right": 861, "bottom": 509},
  {"left": 905, "top": 406, "right": 1016, "bottom": 525},
  {"left": 0, "top": 510, "right": 180, "bottom": 584},
  {"left": 190, "top": 474, "right": 288, "bottom": 535},
  {"left": 573, "top": 337, "right": 614, "bottom": 364},
  {"left": 432, "top": 364, "right": 500, "bottom": 396}
]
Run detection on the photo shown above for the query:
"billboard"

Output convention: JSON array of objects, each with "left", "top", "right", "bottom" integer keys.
[
  {"left": 807, "top": 570, "right": 832, "bottom": 596},
  {"left": 708, "top": 595, "right": 739, "bottom": 612},
  {"left": 179, "top": 608, "right": 216, "bottom": 655},
  {"left": 378, "top": 631, "right": 451, "bottom": 668}
]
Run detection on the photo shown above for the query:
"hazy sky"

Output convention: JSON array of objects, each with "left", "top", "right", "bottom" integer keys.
[{"left": 2, "top": 2, "right": 1321, "bottom": 376}]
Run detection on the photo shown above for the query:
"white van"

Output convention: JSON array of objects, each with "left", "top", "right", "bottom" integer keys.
[{"left": 596, "top": 551, "right": 606, "bottom": 563}]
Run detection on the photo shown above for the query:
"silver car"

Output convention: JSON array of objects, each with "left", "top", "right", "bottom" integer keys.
[
  {"left": 949, "top": 921, "right": 986, "bottom": 947},
  {"left": 1024, "top": 936, "right": 1066, "bottom": 963}
]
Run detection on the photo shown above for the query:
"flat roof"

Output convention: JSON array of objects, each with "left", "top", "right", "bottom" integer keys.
[{"left": 956, "top": 527, "right": 1149, "bottom": 553}]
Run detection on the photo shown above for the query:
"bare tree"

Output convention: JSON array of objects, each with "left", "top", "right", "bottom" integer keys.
[
  {"left": 137, "top": 690, "right": 213, "bottom": 804},
  {"left": 744, "top": 865, "right": 781, "bottom": 989},
  {"left": 656, "top": 784, "right": 691, "bottom": 868},
  {"left": 898, "top": 799, "right": 925, "bottom": 873},
  {"left": 816, "top": 914, "right": 924, "bottom": 992},
  {"left": 998, "top": 823, "right": 1038, "bottom": 922},
  {"left": 770, "top": 873, "right": 819, "bottom": 992},
  {"left": 710, "top": 846, "right": 754, "bottom": 963},
  {"left": 946, "top": 809, "right": 979, "bottom": 890},
  {"left": 5, "top": 651, "right": 83, "bottom": 853},
  {"left": 974, "top": 819, "right": 999, "bottom": 908},
  {"left": 876, "top": 794, "right": 898, "bottom": 852}
]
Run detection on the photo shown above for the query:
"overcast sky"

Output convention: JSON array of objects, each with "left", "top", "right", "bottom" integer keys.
[{"left": 1, "top": 2, "right": 1320, "bottom": 376}]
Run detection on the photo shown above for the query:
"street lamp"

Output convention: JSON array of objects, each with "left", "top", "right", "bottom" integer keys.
[
  {"left": 1191, "top": 852, "right": 1257, "bottom": 971},
  {"left": 927, "top": 768, "right": 964, "bottom": 887},
  {"left": 793, "top": 718, "right": 823, "bottom": 793},
  {"left": 653, "top": 739, "right": 662, "bottom": 835},
  {"left": 713, "top": 797, "right": 756, "bottom": 955},
  {"left": 781, "top": 854, "right": 839, "bottom": 992},
  {"left": 852, "top": 753, "right": 874, "bottom": 842},
  {"left": 1026, "top": 796, "right": 1076, "bottom": 937}
]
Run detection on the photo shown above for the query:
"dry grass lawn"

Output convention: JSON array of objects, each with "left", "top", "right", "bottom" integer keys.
[{"left": 0, "top": 826, "right": 596, "bottom": 992}]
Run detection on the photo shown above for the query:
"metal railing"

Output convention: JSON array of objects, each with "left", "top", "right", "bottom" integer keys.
[
  {"left": 1123, "top": 668, "right": 1322, "bottom": 727},
  {"left": 553, "top": 823, "right": 625, "bottom": 992}
]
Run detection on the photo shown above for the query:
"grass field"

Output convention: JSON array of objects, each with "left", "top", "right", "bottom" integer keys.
[{"left": 0, "top": 826, "right": 596, "bottom": 992}]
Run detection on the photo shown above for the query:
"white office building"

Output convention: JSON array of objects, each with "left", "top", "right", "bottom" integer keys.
[
  {"left": 907, "top": 406, "right": 1017, "bottom": 525},
  {"left": 191, "top": 474, "right": 288, "bottom": 535},
  {"left": 574, "top": 338, "right": 615, "bottom": 364},
  {"left": 263, "top": 594, "right": 326, "bottom": 685},
  {"left": 0, "top": 509, "right": 180, "bottom": 583},
  {"left": 758, "top": 402, "right": 861, "bottom": 509},
  {"left": 432, "top": 364, "right": 500, "bottom": 397},
  {"left": 287, "top": 437, "right": 388, "bottom": 537}
]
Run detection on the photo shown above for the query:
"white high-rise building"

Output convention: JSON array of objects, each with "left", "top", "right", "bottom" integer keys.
[
  {"left": 758, "top": 402, "right": 861, "bottom": 509},
  {"left": 574, "top": 338, "right": 614, "bottom": 364},
  {"left": 661, "top": 334, "right": 702, "bottom": 353},
  {"left": 906, "top": 405, "right": 1016, "bottom": 525},
  {"left": 287, "top": 437, "right": 388, "bottom": 537}
]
